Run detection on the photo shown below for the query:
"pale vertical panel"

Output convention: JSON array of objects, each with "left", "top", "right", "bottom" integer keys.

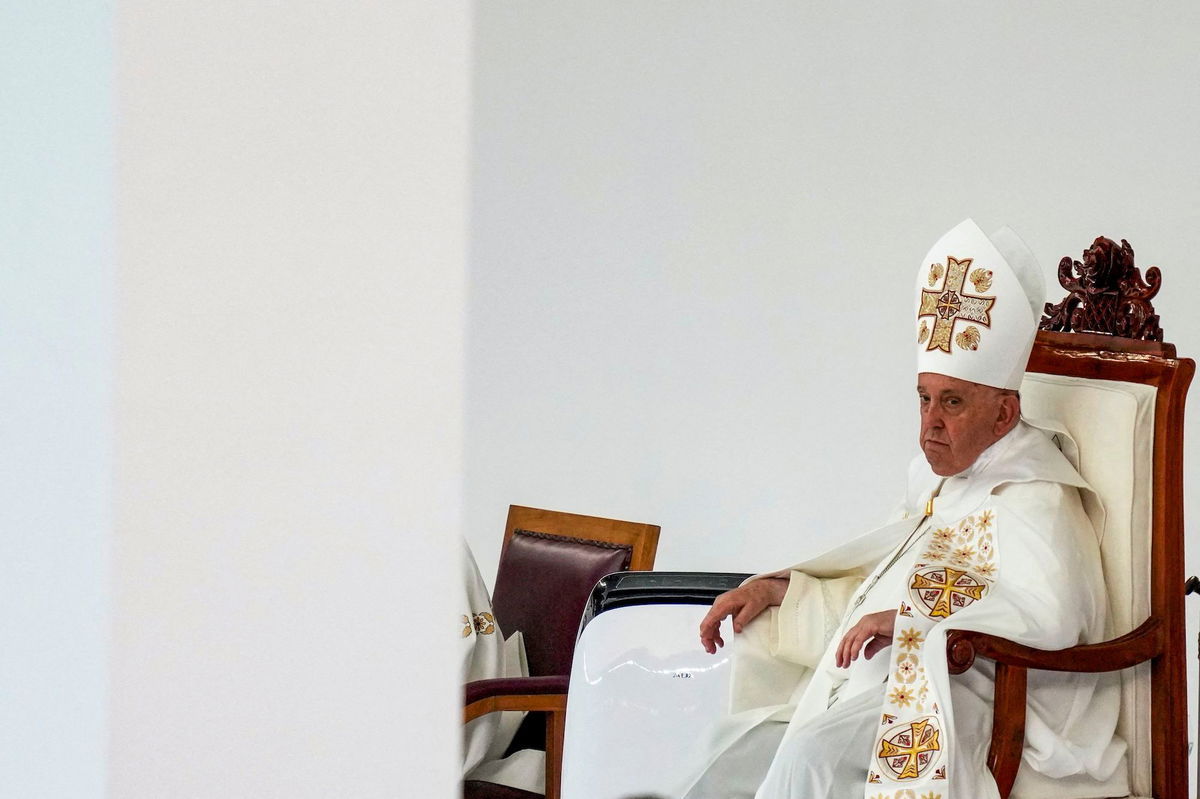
[
  {"left": 114, "top": 2, "right": 468, "bottom": 797},
  {"left": 0, "top": 2, "right": 113, "bottom": 797}
]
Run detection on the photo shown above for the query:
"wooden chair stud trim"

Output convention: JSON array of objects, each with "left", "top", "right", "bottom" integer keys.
[
  {"left": 511, "top": 528, "right": 635, "bottom": 570},
  {"left": 503, "top": 505, "right": 660, "bottom": 573}
]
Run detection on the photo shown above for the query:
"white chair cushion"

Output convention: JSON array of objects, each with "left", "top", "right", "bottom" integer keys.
[{"left": 1020, "top": 373, "right": 1157, "bottom": 797}]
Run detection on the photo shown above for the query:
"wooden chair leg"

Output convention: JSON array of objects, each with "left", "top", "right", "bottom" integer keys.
[
  {"left": 987, "top": 662, "right": 1028, "bottom": 799},
  {"left": 545, "top": 708, "right": 566, "bottom": 799}
]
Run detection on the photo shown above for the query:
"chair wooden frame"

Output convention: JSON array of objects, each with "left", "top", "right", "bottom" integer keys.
[
  {"left": 501, "top": 505, "right": 660, "bottom": 572},
  {"left": 465, "top": 505, "right": 661, "bottom": 799},
  {"left": 945, "top": 330, "right": 1195, "bottom": 799}
]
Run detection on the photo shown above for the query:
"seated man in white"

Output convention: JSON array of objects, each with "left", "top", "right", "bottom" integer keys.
[{"left": 683, "top": 220, "right": 1127, "bottom": 799}]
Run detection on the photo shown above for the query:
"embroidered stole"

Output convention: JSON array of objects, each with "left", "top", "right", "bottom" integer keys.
[{"left": 865, "top": 508, "right": 998, "bottom": 799}]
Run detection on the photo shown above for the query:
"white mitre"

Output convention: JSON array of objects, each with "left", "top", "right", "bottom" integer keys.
[{"left": 914, "top": 218, "right": 1045, "bottom": 390}]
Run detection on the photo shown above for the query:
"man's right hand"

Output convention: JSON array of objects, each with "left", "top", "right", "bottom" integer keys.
[{"left": 698, "top": 576, "right": 789, "bottom": 654}]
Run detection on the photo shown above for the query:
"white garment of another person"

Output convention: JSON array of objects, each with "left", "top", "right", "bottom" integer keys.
[
  {"left": 460, "top": 541, "right": 544, "bottom": 791},
  {"left": 683, "top": 421, "right": 1128, "bottom": 799}
]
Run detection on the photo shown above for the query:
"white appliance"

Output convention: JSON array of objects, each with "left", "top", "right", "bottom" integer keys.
[{"left": 560, "top": 572, "right": 750, "bottom": 799}]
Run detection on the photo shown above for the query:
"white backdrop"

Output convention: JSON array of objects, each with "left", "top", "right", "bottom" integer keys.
[
  {"left": 466, "top": 0, "right": 1200, "bottom": 586},
  {"left": 465, "top": 0, "right": 1200, "bottom": 786}
]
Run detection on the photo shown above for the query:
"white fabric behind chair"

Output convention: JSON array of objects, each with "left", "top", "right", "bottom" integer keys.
[{"left": 1020, "top": 373, "right": 1157, "bottom": 798}]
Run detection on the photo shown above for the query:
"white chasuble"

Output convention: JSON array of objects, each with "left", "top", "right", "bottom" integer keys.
[{"left": 690, "top": 422, "right": 1127, "bottom": 799}]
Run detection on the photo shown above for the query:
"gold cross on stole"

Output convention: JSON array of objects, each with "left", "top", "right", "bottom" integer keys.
[
  {"left": 878, "top": 718, "right": 941, "bottom": 780},
  {"left": 910, "top": 566, "right": 987, "bottom": 618}
]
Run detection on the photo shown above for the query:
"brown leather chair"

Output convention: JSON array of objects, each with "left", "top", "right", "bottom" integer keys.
[{"left": 464, "top": 505, "right": 660, "bottom": 799}]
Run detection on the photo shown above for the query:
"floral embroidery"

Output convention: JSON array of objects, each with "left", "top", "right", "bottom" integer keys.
[
  {"left": 927, "top": 263, "right": 944, "bottom": 287},
  {"left": 950, "top": 545, "right": 976, "bottom": 563},
  {"left": 955, "top": 325, "right": 982, "bottom": 351},
  {"left": 889, "top": 686, "right": 915, "bottom": 708},
  {"left": 897, "top": 628, "right": 925, "bottom": 651},
  {"left": 917, "top": 511, "right": 998, "bottom": 579},
  {"left": 969, "top": 268, "right": 993, "bottom": 293},
  {"left": 473, "top": 612, "right": 496, "bottom": 635}
]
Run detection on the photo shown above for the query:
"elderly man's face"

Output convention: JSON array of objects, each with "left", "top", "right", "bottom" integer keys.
[{"left": 917, "top": 372, "right": 1019, "bottom": 476}]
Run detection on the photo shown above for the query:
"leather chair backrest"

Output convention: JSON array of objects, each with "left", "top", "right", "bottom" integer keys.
[{"left": 491, "top": 529, "right": 633, "bottom": 677}]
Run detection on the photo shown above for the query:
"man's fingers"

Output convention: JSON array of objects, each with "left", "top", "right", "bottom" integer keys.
[
  {"left": 699, "top": 596, "right": 737, "bottom": 654},
  {"left": 698, "top": 603, "right": 728, "bottom": 639},
  {"left": 699, "top": 582, "right": 786, "bottom": 652},
  {"left": 837, "top": 629, "right": 860, "bottom": 668},
  {"left": 731, "top": 600, "right": 763, "bottom": 634},
  {"left": 699, "top": 620, "right": 724, "bottom": 652}
]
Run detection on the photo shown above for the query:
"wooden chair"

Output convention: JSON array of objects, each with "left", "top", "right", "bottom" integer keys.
[
  {"left": 944, "top": 236, "right": 1194, "bottom": 798},
  {"left": 464, "top": 505, "right": 661, "bottom": 799}
]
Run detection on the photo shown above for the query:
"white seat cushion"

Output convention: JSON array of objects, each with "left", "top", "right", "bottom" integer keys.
[{"left": 1020, "top": 373, "right": 1157, "bottom": 798}]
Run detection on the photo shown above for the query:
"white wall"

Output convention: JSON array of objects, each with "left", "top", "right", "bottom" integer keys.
[
  {"left": 466, "top": 0, "right": 1200, "bottom": 785},
  {"left": 0, "top": 2, "right": 113, "bottom": 797},
  {"left": 466, "top": 0, "right": 1200, "bottom": 583},
  {"left": 113, "top": 2, "right": 468, "bottom": 798}
]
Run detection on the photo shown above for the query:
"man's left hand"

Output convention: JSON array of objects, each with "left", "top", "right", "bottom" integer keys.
[{"left": 835, "top": 610, "right": 897, "bottom": 668}]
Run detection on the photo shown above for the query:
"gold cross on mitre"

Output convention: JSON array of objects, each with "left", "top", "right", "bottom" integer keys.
[
  {"left": 918, "top": 256, "right": 995, "bottom": 353},
  {"left": 878, "top": 718, "right": 941, "bottom": 780},
  {"left": 911, "top": 566, "right": 987, "bottom": 618}
]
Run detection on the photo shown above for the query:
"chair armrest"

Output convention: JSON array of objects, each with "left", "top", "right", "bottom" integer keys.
[
  {"left": 943, "top": 616, "right": 1164, "bottom": 799},
  {"left": 464, "top": 675, "right": 570, "bottom": 723},
  {"left": 946, "top": 616, "right": 1164, "bottom": 675},
  {"left": 464, "top": 675, "right": 571, "bottom": 799}
]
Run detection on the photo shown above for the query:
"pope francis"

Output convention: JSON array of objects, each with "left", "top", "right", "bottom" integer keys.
[{"left": 683, "top": 220, "right": 1127, "bottom": 799}]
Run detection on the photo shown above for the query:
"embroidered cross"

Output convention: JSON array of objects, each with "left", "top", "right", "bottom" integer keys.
[
  {"left": 878, "top": 718, "right": 941, "bottom": 780},
  {"left": 918, "top": 256, "right": 995, "bottom": 353},
  {"left": 910, "top": 566, "right": 987, "bottom": 619}
]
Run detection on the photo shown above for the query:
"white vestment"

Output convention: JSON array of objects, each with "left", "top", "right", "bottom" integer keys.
[
  {"left": 684, "top": 421, "right": 1127, "bottom": 799},
  {"left": 460, "top": 542, "right": 545, "bottom": 792}
]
